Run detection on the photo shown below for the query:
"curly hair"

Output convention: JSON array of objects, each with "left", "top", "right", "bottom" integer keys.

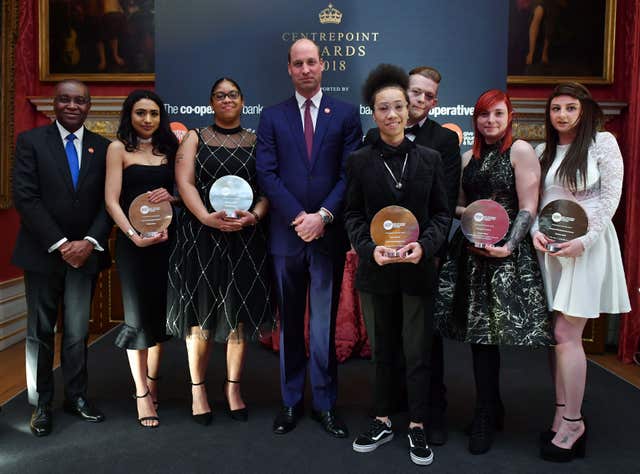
[
  {"left": 116, "top": 90, "right": 178, "bottom": 163},
  {"left": 362, "top": 64, "right": 409, "bottom": 108}
]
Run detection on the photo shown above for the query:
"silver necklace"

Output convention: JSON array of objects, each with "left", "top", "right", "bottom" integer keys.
[{"left": 381, "top": 153, "right": 408, "bottom": 189}]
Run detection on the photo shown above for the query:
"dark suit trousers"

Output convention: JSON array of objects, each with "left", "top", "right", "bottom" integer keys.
[
  {"left": 273, "top": 246, "right": 342, "bottom": 411},
  {"left": 360, "top": 291, "right": 434, "bottom": 423},
  {"left": 25, "top": 268, "right": 95, "bottom": 406}
]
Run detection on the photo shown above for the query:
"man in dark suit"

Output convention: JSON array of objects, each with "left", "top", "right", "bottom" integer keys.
[
  {"left": 256, "top": 38, "right": 362, "bottom": 438},
  {"left": 364, "top": 66, "right": 461, "bottom": 445},
  {"left": 12, "top": 79, "right": 112, "bottom": 437}
]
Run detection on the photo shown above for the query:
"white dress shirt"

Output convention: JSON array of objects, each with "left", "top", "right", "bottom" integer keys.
[{"left": 295, "top": 89, "right": 323, "bottom": 132}]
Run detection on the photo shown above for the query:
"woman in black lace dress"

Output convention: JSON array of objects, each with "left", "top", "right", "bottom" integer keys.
[
  {"left": 105, "top": 90, "right": 178, "bottom": 427},
  {"left": 434, "top": 89, "right": 552, "bottom": 454},
  {"left": 166, "top": 78, "right": 272, "bottom": 424}
]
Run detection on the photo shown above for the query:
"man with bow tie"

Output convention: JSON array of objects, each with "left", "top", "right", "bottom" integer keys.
[{"left": 12, "top": 79, "right": 112, "bottom": 437}]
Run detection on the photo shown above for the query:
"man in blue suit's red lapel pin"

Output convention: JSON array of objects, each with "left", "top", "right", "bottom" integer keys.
[{"left": 257, "top": 38, "right": 362, "bottom": 438}]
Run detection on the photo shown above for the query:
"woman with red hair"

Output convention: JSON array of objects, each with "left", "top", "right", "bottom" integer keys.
[{"left": 435, "top": 89, "right": 553, "bottom": 454}]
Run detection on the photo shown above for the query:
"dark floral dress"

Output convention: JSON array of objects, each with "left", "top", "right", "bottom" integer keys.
[{"left": 434, "top": 145, "right": 553, "bottom": 346}]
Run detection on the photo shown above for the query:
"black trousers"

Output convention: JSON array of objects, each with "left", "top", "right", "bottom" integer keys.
[
  {"left": 25, "top": 268, "right": 96, "bottom": 406},
  {"left": 360, "top": 291, "right": 433, "bottom": 423}
]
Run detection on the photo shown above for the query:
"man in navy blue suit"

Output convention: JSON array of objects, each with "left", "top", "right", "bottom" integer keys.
[{"left": 257, "top": 38, "right": 362, "bottom": 438}]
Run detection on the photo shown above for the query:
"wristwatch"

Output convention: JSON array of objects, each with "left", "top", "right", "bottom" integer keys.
[{"left": 318, "top": 208, "right": 332, "bottom": 225}]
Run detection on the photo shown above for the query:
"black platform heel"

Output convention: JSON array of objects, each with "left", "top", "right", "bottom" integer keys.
[
  {"left": 191, "top": 380, "right": 213, "bottom": 426},
  {"left": 224, "top": 379, "right": 248, "bottom": 422},
  {"left": 539, "top": 403, "right": 564, "bottom": 444},
  {"left": 133, "top": 389, "right": 159, "bottom": 428},
  {"left": 540, "top": 415, "right": 587, "bottom": 462}
]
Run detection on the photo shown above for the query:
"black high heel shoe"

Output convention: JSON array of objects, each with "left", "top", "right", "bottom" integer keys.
[
  {"left": 224, "top": 379, "right": 248, "bottom": 422},
  {"left": 539, "top": 403, "right": 564, "bottom": 444},
  {"left": 133, "top": 389, "right": 159, "bottom": 428},
  {"left": 147, "top": 373, "right": 161, "bottom": 408},
  {"left": 540, "top": 416, "right": 587, "bottom": 462},
  {"left": 191, "top": 380, "right": 213, "bottom": 426}
]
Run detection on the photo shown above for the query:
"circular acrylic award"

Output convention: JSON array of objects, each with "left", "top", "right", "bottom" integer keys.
[
  {"left": 461, "top": 199, "right": 510, "bottom": 248},
  {"left": 208, "top": 175, "right": 254, "bottom": 218},
  {"left": 538, "top": 199, "right": 588, "bottom": 252},
  {"left": 128, "top": 193, "right": 173, "bottom": 237},
  {"left": 370, "top": 205, "right": 419, "bottom": 257}
]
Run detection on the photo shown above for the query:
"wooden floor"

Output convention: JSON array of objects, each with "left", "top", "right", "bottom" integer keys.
[{"left": 1, "top": 337, "right": 639, "bottom": 405}]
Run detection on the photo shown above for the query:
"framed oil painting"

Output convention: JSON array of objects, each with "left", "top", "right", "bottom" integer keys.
[
  {"left": 507, "top": 0, "right": 616, "bottom": 84},
  {"left": 1, "top": 0, "right": 19, "bottom": 208},
  {"left": 39, "top": 0, "right": 155, "bottom": 81}
]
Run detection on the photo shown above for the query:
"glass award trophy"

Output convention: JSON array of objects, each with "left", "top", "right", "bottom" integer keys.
[
  {"left": 538, "top": 200, "right": 588, "bottom": 252},
  {"left": 370, "top": 205, "right": 419, "bottom": 257},
  {"left": 461, "top": 199, "right": 509, "bottom": 248},
  {"left": 209, "top": 175, "right": 254, "bottom": 218},
  {"left": 128, "top": 193, "right": 173, "bottom": 237}
]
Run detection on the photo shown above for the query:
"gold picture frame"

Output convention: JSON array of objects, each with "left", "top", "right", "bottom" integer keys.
[
  {"left": 1, "top": 0, "right": 19, "bottom": 209},
  {"left": 507, "top": 0, "right": 616, "bottom": 85},
  {"left": 38, "top": 0, "right": 155, "bottom": 82}
]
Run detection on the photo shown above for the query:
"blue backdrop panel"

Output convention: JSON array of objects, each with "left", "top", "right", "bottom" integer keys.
[{"left": 156, "top": 0, "right": 508, "bottom": 147}]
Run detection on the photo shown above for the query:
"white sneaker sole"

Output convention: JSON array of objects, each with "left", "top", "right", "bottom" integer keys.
[
  {"left": 352, "top": 433, "right": 394, "bottom": 453},
  {"left": 410, "top": 450, "right": 434, "bottom": 466}
]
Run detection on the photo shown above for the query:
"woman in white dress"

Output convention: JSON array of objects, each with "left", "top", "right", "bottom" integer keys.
[{"left": 532, "top": 82, "right": 630, "bottom": 462}]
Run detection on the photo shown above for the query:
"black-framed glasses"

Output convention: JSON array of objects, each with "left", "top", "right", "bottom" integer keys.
[
  {"left": 55, "top": 95, "right": 91, "bottom": 105},
  {"left": 212, "top": 91, "right": 241, "bottom": 101}
]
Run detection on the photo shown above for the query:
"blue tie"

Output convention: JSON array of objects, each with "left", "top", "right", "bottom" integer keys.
[{"left": 65, "top": 133, "right": 79, "bottom": 189}]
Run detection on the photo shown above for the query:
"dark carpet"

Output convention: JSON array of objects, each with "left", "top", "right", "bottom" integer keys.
[{"left": 1, "top": 328, "right": 639, "bottom": 474}]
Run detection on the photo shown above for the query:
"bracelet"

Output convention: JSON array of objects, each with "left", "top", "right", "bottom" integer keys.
[
  {"left": 250, "top": 211, "right": 261, "bottom": 223},
  {"left": 126, "top": 228, "right": 136, "bottom": 238}
]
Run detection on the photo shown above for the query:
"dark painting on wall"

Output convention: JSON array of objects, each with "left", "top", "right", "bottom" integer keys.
[
  {"left": 1, "top": 0, "right": 19, "bottom": 208},
  {"left": 39, "top": 0, "right": 155, "bottom": 81},
  {"left": 507, "top": 0, "right": 615, "bottom": 84}
]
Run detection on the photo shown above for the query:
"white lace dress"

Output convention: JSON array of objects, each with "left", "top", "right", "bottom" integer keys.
[{"left": 533, "top": 132, "right": 631, "bottom": 318}]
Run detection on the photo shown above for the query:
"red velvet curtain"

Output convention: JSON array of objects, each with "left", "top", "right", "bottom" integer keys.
[{"left": 619, "top": 0, "right": 640, "bottom": 363}]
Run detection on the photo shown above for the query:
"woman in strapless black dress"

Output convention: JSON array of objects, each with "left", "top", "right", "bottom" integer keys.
[{"left": 105, "top": 90, "right": 178, "bottom": 428}]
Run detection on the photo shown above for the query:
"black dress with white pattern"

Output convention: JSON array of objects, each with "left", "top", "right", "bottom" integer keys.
[
  {"left": 434, "top": 145, "right": 552, "bottom": 346},
  {"left": 166, "top": 125, "right": 273, "bottom": 342}
]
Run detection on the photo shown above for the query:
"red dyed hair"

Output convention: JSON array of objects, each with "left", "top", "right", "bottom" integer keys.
[{"left": 471, "top": 89, "right": 514, "bottom": 159}]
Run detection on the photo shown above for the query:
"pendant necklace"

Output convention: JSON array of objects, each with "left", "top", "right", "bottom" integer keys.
[{"left": 382, "top": 153, "right": 408, "bottom": 189}]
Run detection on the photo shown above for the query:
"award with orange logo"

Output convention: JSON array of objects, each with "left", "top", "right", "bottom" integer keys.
[
  {"left": 128, "top": 193, "right": 173, "bottom": 237},
  {"left": 370, "top": 205, "right": 419, "bottom": 257},
  {"left": 538, "top": 200, "right": 588, "bottom": 252},
  {"left": 461, "top": 199, "right": 509, "bottom": 248},
  {"left": 209, "top": 175, "right": 254, "bottom": 218}
]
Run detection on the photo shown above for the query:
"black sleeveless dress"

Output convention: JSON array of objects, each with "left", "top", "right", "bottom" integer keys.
[
  {"left": 434, "top": 145, "right": 552, "bottom": 346},
  {"left": 114, "top": 164, "right": 174, "bottom": 350}
]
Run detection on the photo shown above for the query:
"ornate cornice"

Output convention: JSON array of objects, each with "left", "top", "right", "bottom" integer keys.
[
  {"left": 512, "top": 98, "right": 627, "bottom": 144},
  {"left": 27, "top": 96, "right": 126, "bottom": 139}
]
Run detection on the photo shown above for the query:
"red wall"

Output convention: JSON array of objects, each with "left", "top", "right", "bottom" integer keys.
[{"left": 0, "top": 0, "right": 633, "bottom": 282}]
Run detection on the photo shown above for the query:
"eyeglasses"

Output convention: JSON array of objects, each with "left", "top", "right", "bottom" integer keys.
[
  {"left": 55, "top": 95, "right": 91, "bottom": 105},
  {"left": 408, "top": 88, "right": 436, "bottom": 101},
  {"left": 212, "top": 91, "right": 241, "bottom": 101}
]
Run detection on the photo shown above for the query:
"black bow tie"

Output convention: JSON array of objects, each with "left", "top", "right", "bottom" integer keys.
[{"left": 405, "top": 124, "right": 421, "bottom": 136}]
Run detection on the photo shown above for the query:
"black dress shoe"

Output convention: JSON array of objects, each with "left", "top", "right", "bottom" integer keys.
[
  {"left": 273, "top": 404, "right": 302, "bottom": 434},
  {"left": 63, "top": 397, "right": 105, "bottom": 423},
  {"left": 30, "top": 404, "right": 52, "bottom": 437},
  {"left": 311, "top": 408, "right": 349, "bottom": 438}
]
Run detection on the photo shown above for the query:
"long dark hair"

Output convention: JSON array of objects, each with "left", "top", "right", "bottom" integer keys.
[
  {"left": 117, "top": 90, "right": 178, "bottom": 162},
  {"left": 471, "top": 89, "right": 513, "bottom": 159},
  {"left": 540, "top": 82, "right": 603, "bottom": 192}
]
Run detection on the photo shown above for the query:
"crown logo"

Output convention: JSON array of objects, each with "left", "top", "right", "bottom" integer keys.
[{"left": 319, "top": 3, "right": 342, "bottom": 24}]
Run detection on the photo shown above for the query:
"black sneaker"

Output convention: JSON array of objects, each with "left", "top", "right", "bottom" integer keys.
[
  {"left": 352, "top": 418, "right": 394, "bottom": 453},
  {"left": 408, "top": 426, "right": 434, "bottom": 465}
]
